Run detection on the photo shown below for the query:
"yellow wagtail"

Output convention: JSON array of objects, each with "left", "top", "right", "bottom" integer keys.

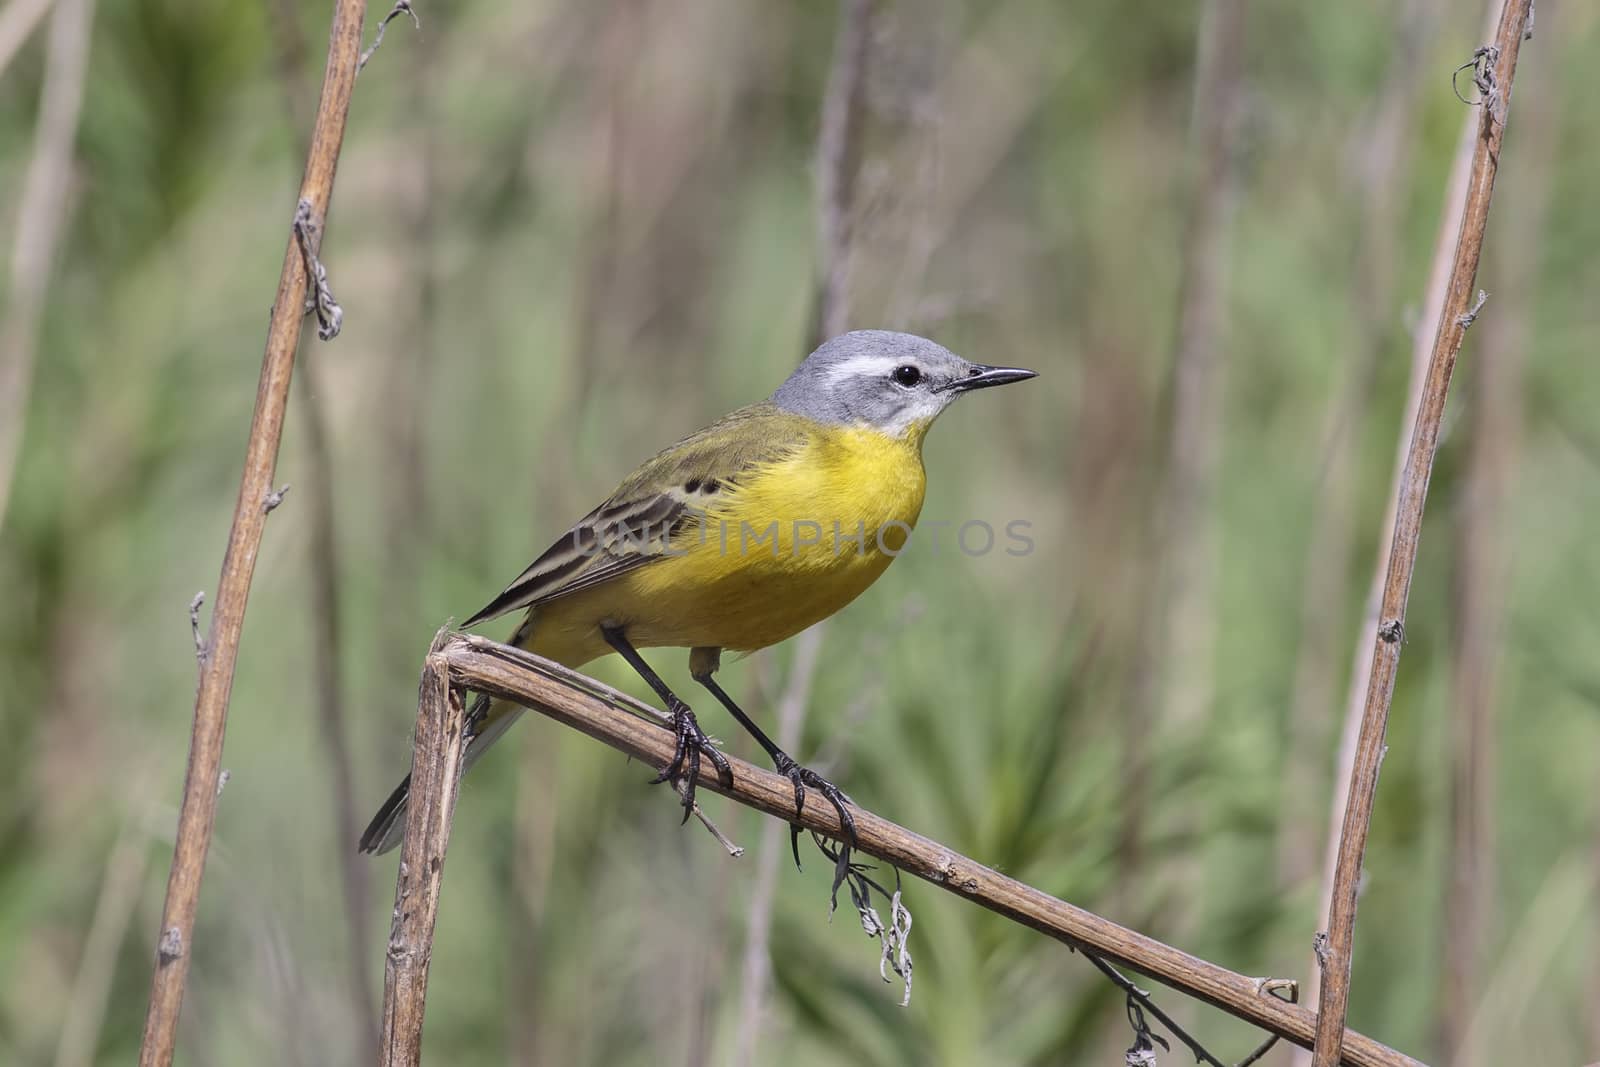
[{"left": 359, "top": 330, "right": 1035, "bottom": 856}]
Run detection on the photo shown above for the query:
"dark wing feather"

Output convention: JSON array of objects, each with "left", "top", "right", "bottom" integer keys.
[{"left": 462, "top": 402, "right": 809, "bottom": 627}]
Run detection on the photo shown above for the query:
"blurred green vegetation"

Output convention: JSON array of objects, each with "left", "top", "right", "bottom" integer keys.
[{"left": 2, "top": 0, "right": 1597, "bottom": 1064}]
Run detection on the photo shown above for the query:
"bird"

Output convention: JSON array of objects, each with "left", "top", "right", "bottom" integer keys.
[{"left": 358, "top": 329, "right": 1036, "bottom": 858}]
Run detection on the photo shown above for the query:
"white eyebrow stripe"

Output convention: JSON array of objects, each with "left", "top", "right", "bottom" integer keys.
[{"left": 822, "top": 353, "right": 902, "bottom": 385}]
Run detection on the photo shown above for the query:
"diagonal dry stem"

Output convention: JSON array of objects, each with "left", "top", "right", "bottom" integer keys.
[{"left": 421, "top": 633, "right": 1421, "bottom": 1067}]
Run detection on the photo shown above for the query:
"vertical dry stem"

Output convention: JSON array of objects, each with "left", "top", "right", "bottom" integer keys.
[
  {"left": 136, "top": 1, "right": 369, "bottom": 1062},
  {"left": 1309, "top": 3, "right": 1533, "bottom": 1063},
  {"left": 379, "top": 639, "right": 471, "bottom": 1066}
]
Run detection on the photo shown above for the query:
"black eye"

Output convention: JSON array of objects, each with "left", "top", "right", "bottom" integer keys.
[{"left": 892, "top": 365, "right": 922, "bottom": 387}]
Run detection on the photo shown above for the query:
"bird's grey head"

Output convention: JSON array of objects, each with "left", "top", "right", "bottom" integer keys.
[{"left": 770, "top": 330, "right": 1036, "bottom": 438}]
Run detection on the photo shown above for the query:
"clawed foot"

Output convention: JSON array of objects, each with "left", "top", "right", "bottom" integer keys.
[
  {"left": 652, "top": 699, "right": 733, "bottom": 823},
  {"left": 773, "top": 751, "right": 857, "bottom": 869}
]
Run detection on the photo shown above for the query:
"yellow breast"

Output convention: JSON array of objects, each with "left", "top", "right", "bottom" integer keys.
[{"left": 532, "top": 423, "right": 928, "bottom": 661}]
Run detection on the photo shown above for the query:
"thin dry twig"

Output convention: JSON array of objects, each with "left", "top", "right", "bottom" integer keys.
[
  {"left": 1088, "top": 954, "right": 1298, "bottom": 1067},
  {"left": 1309, "top": 3, "right": 1534, "bottom": 1063},
  {"left": 441, "top": 633, "right": 1420, "bottom": 1067},
  {"left": 1456, "top": 288, "right": 1489, "bottom": 329},
  {"left": 136, "top": 1, "right": 371, "bottom": 1063},
  {"left": 0, "top": 0, "right": 92, "bottom": 532},
  {"left": 378, "top": 633, "right": 469, "bottom": 1067},
  {"left": 188, "top": 593, "right": 207, "bottom": 664},
  {"left": 293, "top": 201, "right": 343, "bottom": 340},
  {"left": 673, "top": 776, "right": 743, "bottom": 856},
  {"left": 358, "top": 0, "right": 418, "bottom": 72},
  {"left": 814, "top": 833, "right": 913, "bottom": 1006}
]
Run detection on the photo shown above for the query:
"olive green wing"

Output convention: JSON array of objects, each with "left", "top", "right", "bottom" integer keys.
[{"left": 462, "top": 402, "right": 810, "bottom": 627}]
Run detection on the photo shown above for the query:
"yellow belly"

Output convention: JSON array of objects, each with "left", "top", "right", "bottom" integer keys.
[{"left": 526, "top": 424, "right": 927, "bottom": 665}]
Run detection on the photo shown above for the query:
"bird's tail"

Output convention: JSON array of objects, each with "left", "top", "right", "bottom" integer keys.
[
  {"left": 359, "top": 615, "right": 556, "bottom": 857},
  {"left": 357, "top": 691, "right": 528, "bottom": 855}
]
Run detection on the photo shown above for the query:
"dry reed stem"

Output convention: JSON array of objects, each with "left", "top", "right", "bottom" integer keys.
[
  {"left": 1308, "top": 2, "right": 1534, "bottom": 1063},
  {"left": 438, "top": 633, "right": 1420, "bottom": 1067},
  {"left": 378, "top": 636, "right": 470, "bottom": 1066},
  {"left": 136, "top": 0, "right": 369, "bottom": 1062}
]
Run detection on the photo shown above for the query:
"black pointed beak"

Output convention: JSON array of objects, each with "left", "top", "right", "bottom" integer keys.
[{"left": 946, "top": 363, "right": 1039, "bottom": 393}]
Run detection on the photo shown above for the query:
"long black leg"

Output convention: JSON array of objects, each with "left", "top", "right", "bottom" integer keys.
[
  {"left": 696, "top": 674, "right": 783, "bottom": 761},
  {"left": 694, "top": 671, "right": 858, "bottom": 867},
  {"left": 601, "top": 626, "right": 732, "bottom": 821}
]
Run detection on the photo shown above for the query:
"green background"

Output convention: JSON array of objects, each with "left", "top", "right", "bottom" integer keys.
[{"left": 1, "top": 0, "right": 1596, "bottom": 1063}]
